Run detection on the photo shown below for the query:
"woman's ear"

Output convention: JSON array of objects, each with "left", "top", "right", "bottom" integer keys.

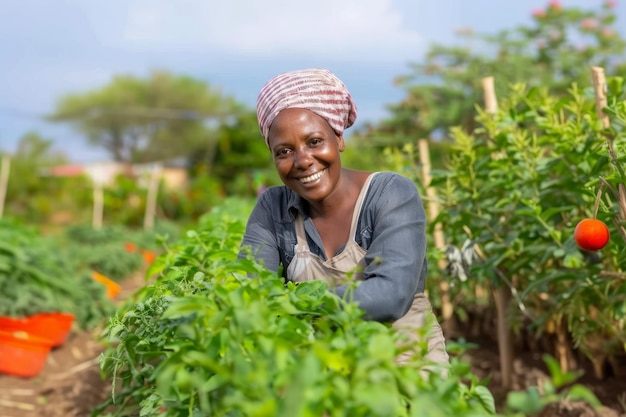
[{"left": 337, "top": 135, "right": 345, "bottom": 152}]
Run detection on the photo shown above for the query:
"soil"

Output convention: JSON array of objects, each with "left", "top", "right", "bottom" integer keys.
[
  {"left": 1, "top": 275, "right": 625, "bottom": 417},
  {"left": 461, "top": 337, "right": 626, "bottom": 417}
]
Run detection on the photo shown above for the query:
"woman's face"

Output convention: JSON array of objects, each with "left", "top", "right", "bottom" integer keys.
[{"left": 267, "top": 108, "right": 345, "bottom": 203}]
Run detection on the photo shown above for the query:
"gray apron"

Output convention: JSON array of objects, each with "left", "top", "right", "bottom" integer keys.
[{"left": 286, "top": 173, "right": 449, "bottom": 367}]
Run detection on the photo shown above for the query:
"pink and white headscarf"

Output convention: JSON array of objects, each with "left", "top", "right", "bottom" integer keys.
[{"left": 256, "top": 68, "right": 358, "bottom": 146}]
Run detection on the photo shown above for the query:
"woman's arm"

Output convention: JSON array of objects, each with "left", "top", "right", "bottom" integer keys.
[
  {"left": 333, "top": 174, "right": 427, "bottom": 322},
  {"left": 239, "top": 191, "right": 281, "bottom": 272}
]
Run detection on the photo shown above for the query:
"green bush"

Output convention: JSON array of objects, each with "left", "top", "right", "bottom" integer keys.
[
  {"left": 95, "top": 202, "right": 599, "bottom": 417},
  {"left": 0, "top": 218, "right": 115, "bottom": 329}
]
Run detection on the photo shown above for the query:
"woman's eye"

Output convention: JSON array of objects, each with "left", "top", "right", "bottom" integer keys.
[
  {"left": 276, "top": 148, "right": 291, "bottom": 157},
  {"left": 309, "top": 138, "right": 322, "bottom": 146}
]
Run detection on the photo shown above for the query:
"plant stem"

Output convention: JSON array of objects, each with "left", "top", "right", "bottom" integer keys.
[{"left": 592, "top": 183, "right": 605, "bottom": 219}]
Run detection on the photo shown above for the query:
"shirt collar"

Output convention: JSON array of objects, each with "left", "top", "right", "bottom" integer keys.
[{"left": 285, "top": 189, "right": 307, "bottom": 221}]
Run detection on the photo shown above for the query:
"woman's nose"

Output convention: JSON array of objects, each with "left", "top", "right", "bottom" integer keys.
[{"left": 294, "top": 148, "right": 313, "bottom": 169}]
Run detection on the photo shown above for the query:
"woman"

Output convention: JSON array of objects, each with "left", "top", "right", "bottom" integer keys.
[{"left": 240, "top": 68, "right": 449, "bottom": 368}]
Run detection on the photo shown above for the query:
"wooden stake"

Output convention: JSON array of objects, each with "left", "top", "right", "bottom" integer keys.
[
  {"left": 493, "top": 286, "right": 514, "bottom": 388},
  {"left": 591, "top": 66, "right": 610, "bottom": 129},
  {"left": 418, "top": 140, "right": 445, "bottom": 250},
  {"left": 482, "top": 75, "right": 514, "bottom": 389},
  {"left": 144, "top": 164, "right": 161, "bottom": 230},
  {"left": 0, "top": 155, "right": 10, "bottom": 219},
  {"left": 482, "top": 76, "right": 498, "bottom": 115},
  {"left": 418, "top": 139, "right": 455, "bottom": 335}
]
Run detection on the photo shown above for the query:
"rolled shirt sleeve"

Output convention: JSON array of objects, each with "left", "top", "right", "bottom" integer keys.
[{"left": 332, "top": 174, "right": 427, "bottom": 322}]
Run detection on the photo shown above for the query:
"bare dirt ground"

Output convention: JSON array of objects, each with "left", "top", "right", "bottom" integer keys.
[
  {"left": 463, "top": 337, "right": 626, "bottom": 417},
  {"left": 1, "top": 276, "right": 624, "bottom": 417}
]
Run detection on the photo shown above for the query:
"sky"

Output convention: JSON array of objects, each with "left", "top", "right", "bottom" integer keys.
[{"left": 1, "top": 0, "right": 624, "bottom": 163}]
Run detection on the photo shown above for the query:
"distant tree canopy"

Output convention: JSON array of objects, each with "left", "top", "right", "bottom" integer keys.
[
  {"left": 50, "top": 71, "right": 243, "bottom": 165},
  {"left": 3, "top": 132, "right": 91, "bottom": 222},
  {"left": 359, "top": 1, "right": 626, "bottom": 150}
]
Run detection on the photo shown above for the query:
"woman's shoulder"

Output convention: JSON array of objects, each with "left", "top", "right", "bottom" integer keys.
[
  {"left": 363, "top": 172, "right": 423, "bottom": 219},
  {"left": 370, "top": 171, "right": 418, "bottom": 194}
]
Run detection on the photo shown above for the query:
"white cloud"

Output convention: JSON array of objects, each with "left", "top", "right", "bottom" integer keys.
[{"left": 122, "top": 0, "right": 424, "bottom": 62}]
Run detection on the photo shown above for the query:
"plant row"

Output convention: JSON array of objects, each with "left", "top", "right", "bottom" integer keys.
[
  {"left": 0, "top": 218, "right": 179, "bottom": 377},
  {"left": 95, "top": 198, "right": 599, "bottom": 417},
  {"left": 387, "top": 73, "right": 626, "bottom": 383}
]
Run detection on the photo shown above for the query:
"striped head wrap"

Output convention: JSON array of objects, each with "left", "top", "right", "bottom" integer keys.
[{"left": 256, "top": 68, "right": 357, "bottom": 146}]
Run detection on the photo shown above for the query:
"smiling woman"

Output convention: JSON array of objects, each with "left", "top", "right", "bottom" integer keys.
[{"left": 240, "top": 68, "right": 449, "bottom": 370}]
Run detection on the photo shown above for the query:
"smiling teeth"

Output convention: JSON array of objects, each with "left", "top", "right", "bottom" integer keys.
[{"left": 300, "top": 170, "right": 325, "bottom": 184}]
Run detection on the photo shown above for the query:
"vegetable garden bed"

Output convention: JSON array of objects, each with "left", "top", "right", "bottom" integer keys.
[{"left": 0, "top": 311, "right": 623, "bottom": 416}]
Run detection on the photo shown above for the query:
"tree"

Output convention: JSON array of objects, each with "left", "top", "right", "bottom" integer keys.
[
  {"left": 212, "top": 110, "right": 277, "bottom": 194},
  {"left": 365, "top": 1, "right": 626, "bottom": 148},
  {"left": 50, "top": 71, "right": 241, "bottom": 164},
  {"left": 3, "top": 132, "right": 91, "bottom": 223}
]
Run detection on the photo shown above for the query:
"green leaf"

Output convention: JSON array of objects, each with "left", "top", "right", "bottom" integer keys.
[
  {"left": 506, "top": 387, "right": 543, "bottom": 414},
  {"left": 565, "top": 384, "right": 602, "bottom": 408},
  {"left": 367, "top": 333, "right": 396, "bottom": 361},
  {"left": 543, "top": 354, "right": 580, "bottom": 388},
  {"left": 473, "top": 385, "right": 496, "bottom": 414}
]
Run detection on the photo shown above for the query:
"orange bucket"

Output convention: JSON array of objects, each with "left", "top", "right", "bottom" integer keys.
[
  {"left": 0, "top": 330, "right": 54, "bottom": 377},
  {"left": 29, "top": 313, "right": 75, "bottom": 346},
  {"left": 91, "top": 270, "right": 122, "bottom": 299},
  {"left": 0, "top": 313, "right": 75, "bottom": 347}
]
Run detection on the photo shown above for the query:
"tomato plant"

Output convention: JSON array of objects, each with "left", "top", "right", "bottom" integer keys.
[{"left": 426, "top": 75, "right": 626, "bottom": 382}]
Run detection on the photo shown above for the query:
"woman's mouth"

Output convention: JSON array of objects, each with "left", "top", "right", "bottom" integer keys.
[{"left": 298, "top": 169, "right": 326, "bottom": 184}]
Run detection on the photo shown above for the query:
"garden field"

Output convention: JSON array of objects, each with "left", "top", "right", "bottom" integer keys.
[
  {"left": 0, "top": 183, "right": 624, "bottom": 416},
  {"left": 0, "top": 30, "right": 625, "bottom": 415},
  {"left": 0, "top": 224, "right": 623, "bottom": 417}
]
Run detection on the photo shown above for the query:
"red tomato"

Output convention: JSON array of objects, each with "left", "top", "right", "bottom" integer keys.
[{"left": 574, "top": 218, "right": 610, "bottom": 251}]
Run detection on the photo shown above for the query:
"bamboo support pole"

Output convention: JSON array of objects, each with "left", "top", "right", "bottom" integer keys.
[
  {"left": 418, "top": 139, "right": 456, "bottom": 335},
  {"left": 482, "top": 76, "right": 498, "bottom": 115},
  {"left": 481, "top": 75, "right": 514, "bottom": 389},
  {"left": 0, "top": 155, "right": 10, "bottom": 219},
  {"left": 144, "top": 164, "right": 161, "bottom": 230},
  {"left": 591, "top": 67, "right": 610, "bottom": 129}
]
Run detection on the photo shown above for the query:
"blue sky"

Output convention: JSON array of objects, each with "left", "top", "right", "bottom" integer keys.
[{"left": 1, "top": 0, "right": 624, "bottom": 163}]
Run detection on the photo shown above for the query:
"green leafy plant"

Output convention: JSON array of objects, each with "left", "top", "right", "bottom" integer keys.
[
  {"left": 95, "top": 205, "right": 502, "bottom": 417},
  {"left": 589, "top": 75, "right": 626, "bottom": 244},
  {"left": 0, "top": 218, "right": 115, "bottom": 329},
  {"left": 430, "top": 75, "right": 625, "bottom": 382}
]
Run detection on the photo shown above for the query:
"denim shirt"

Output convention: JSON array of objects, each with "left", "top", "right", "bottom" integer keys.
[{"left": 239, "top": 171, "right": 428, "bottom": 322}]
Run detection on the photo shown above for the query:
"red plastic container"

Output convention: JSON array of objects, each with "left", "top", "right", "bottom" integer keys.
[
  {"left": 0, "top": 312, "right": 75, "bottom": 347},
  {"left": 0, "top": 330, "right": 54, "bottom": 377}
]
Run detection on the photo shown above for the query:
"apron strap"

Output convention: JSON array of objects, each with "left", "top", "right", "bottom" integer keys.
[{"left": 347, "top": 172, "right": 378, "bottom": 240}]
